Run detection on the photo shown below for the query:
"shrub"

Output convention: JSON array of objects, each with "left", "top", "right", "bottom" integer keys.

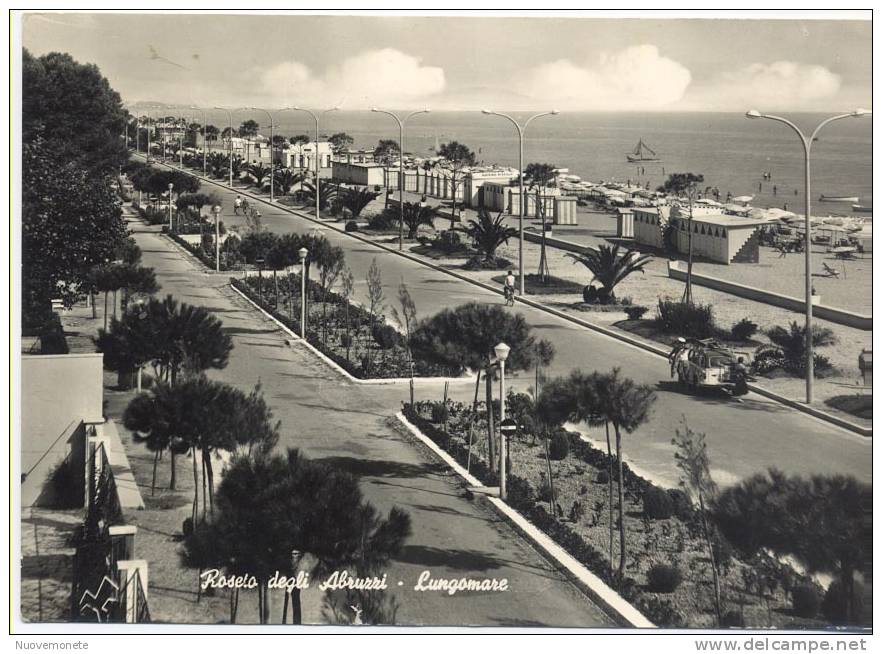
[
  {"left": 721, "top": 610, "right": 744, "bottom": 627},
  {"left": 643, "top": 486, "right": 675, "bottom": 520},
  {"left": 463, "top": 255, "right": 513, "bottom": 271},
  {"left": 646, "top": 564, "right": 683, "bottom": 593},
  {"left": 595, "top": 469, "right": 610, "bottom": 484},
  {"left": 624, "top": 305, "right": 649, "bottom": 320},
  {"left": 367, "top": 209, "right": 398, "bottom": 231},
  {"left": 39, "top": 314, "right": 69, "bottom": 354},
  {"left": 506, "top": 476, "right": 535, "bottom": 512},
  {"left": 339, "top": 332, "right": 353, "bottom": 349},
  {"left": 548, "top": 431, "right": 570, "bottom": 460},
  {"left": 433, "top": 230, "right": 468, "bottom": 255},
  {"left": 666, "top": 488, "right": 694, "bottom": 520},
  {"left": 345, "top": 220, "right": 359, "bottom": 232},
  {"left": 821, "top": 579, "right": 864, "bottom": 625},
  {"left": 791, "top": 584, "right": 821, "bottom": 619},
  {"left": 569, "top": 500, "right": 586, "bottom": 523},
  {"left": 430, "top": 402, "right": 450, "bottom": 424},
  {"left": 372, "top": 323, "right": 402, "bottom": 350},
  {"left": 730, "top": 318, "right": 759, "bottom": 341},
  {"left": 656, "top": 298, "right": 715, "bottom": 338}
]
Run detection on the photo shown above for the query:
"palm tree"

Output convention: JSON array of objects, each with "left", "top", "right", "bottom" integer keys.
[
  {"left": 402, "top": 201, "right": 437, "bottom": 239},
  {"left": 341, "top": 187, "right": 379, "bottom": 220},
  {"left": 591, "top": 368, "right": 656, "bottom": 583},
  {"left": 245, "top": 162, "right": 272, "bottom": 189},
  {"left": 299, "top": 179, "right": 339, "bottom": 211},
  {"left": 273, "top": 168, "right": 303, "bottom": 196},
  {"left": 465, "top": 208, "right": 517, "bottom": 263},
  {"left": 566, "top": 244, "right": 652, "bottom": 304},
  {"left": 757, "top": 321, "right": 837, "bottom": 374}
]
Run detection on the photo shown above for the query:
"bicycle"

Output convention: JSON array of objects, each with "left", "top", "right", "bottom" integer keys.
[{"left": 503, "top": 285, "right": 515, "bottom": 307}]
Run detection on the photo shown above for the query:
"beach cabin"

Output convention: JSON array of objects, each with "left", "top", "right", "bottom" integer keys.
[
  {"left": 331, "top": 161, "right": 386, "bottom": 187},
  {"left": 633, "top": 205, "right": 766, "bottom": 264},
  {"left": 277, "top": 140, "right": 333, "bottom": 171}
]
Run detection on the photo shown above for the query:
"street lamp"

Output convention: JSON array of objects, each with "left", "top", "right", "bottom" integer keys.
[
  {"left": 291, "top": 106, "right": 339, "bottom": 220},
  {"left": 167, "top": 182, "right": 174, "bottom": 231},
  {"left": 493, "top": 341, "right": 511, "bottom": 500},
  {"left": 212, "top": 205, "right": 222, "bottom": 273},
  {"left": 299, "top": 247, "right": 308, "bottom": 338},
  {"left": 745, "top": 107, "right": 870, "bottom": 403},
  {"left": 482, "top": 109, "right": 560, "bottom": 296},
  {"left": 371, "top": 107, "right": 431, "bottom": 250},
  {"left": 249, "top": 107, "right": 276, "bottom": 202},
  {"left": 214, "top": 106, "right": 234, "bottom": 187}
]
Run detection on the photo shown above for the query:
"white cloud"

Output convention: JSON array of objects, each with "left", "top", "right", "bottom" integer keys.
[
  {"left": 516, "top": 45, "right": 692, "bottom": 111},
  {"left": 257, "top": 49, "right": 445, "bottom": 108},
  {"left": 685, "top": 61, "right": 841, "bottom": 111}
]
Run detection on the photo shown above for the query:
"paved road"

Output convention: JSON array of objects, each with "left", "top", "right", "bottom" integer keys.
[
  {"left": 127, "top": 212, "right": 614, "bottom": 627},
  {"left": 150, "top": 163, "right": 871, "bottom": 490}
]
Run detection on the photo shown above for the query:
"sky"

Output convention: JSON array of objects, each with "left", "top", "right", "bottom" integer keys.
[{"left": 20, "top": 12, "right": 873, "bottom": 113}]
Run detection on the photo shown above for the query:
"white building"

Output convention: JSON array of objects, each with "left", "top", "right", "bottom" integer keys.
[
  {"left": 276, "top": 140, "right": 333, "bottom": 171},
  {"left": 632, "top": 204, "right": 766, "bottom": 264}
]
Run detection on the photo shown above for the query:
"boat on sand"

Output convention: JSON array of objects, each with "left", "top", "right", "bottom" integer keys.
[{"left": 819, "top": 194, "right": 860, "bottom": 203}]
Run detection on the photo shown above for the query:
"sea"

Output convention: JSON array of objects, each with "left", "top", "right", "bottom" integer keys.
[{"left": 261, "top": 111, "right": 872, "bottom": 216}]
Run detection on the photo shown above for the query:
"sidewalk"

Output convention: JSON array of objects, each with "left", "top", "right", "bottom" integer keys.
[{"left": 63, "top": 205, "right": 615, "bottom": 626}]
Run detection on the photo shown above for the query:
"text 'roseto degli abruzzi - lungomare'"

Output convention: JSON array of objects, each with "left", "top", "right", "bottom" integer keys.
[{"left": 199, "top": 569, "right": 510, "bottom": 596}]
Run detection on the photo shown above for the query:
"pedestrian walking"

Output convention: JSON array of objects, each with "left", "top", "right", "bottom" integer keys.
[{"left": 234, "top": 195, "right": 243, "bottom": 215}]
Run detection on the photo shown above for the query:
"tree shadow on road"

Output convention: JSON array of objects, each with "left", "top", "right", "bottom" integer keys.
[
  {"left": 315, "top": 455, "right": 444, "bottom": 480},
  {"left": 395, "top": 544, "right": 504, "bottom": 571}
]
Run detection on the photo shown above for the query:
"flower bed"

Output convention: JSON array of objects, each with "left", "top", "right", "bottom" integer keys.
[
  {"left": 167, "top": 232, "right": 235, "bottom": 271},
  {"left": 231, "top": 277, "right": 458, "bottom": 380},
  {"left": 403, "top": 398, "right": 823, "bottom": 629}
]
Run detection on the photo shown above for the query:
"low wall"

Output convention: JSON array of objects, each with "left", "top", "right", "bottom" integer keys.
[
  {"left": 667, "top": 261, "right": 872, "bottom": 331},
  {"left": 523, "top": 230, "right": 598, "bottom": 255}
]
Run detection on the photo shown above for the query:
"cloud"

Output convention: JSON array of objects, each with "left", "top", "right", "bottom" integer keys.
[
  {"left": 516, "top": 45, "right": 692, "bottom": 111},
  {"left": 257, "top": 49, "right": 445, "bottom": 108},
  {"left": 684, "top": 61, "right": 841, "bottom": 111}
]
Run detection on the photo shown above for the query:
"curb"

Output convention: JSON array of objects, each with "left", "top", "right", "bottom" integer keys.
[
  {"left": 145, "top": 157, "right": 871, "bottom": 437},
  {"left": 229, "top": 282, "right": 474, "bottom": 387},
  {"left": 395, "top": 411, "right": 654, "bottom": 629}
]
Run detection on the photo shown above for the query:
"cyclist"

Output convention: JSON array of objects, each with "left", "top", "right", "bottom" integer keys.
[
  {"left": 503, "top": 270, "right": 516, "bottom": 306},
  {"left": 233, "top": 195, "right": 243, "bottom": 215}
]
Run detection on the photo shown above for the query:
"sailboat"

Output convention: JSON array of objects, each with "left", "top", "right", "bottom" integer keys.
[{"left": 626, "top": 138, "right": 661, "bottom": 163}]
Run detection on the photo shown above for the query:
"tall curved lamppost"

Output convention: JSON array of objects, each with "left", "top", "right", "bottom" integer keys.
[
  {"left": 745, "top": 107, "right": 870, "bottom": 403},
  {"left": 371, "top": 108, "right": 430, "bottom": 250},
  {"left": 291, "top": 106, "right": 339, "bottom": 220},
  {"left": 481, "top": 109, "right": 559, "bottom": 296}
]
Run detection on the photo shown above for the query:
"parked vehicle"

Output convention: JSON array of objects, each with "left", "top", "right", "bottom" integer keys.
[{"left": 675, "top": 338, "right": 752, "bottom": 393}]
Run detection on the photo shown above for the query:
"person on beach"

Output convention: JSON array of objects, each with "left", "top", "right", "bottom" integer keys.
[
  {"left": 234, "top": 195, "right": 243, "bottom": 215},
  {"left": 503, "top": 270, "right": 516, "bottom": 306}
]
